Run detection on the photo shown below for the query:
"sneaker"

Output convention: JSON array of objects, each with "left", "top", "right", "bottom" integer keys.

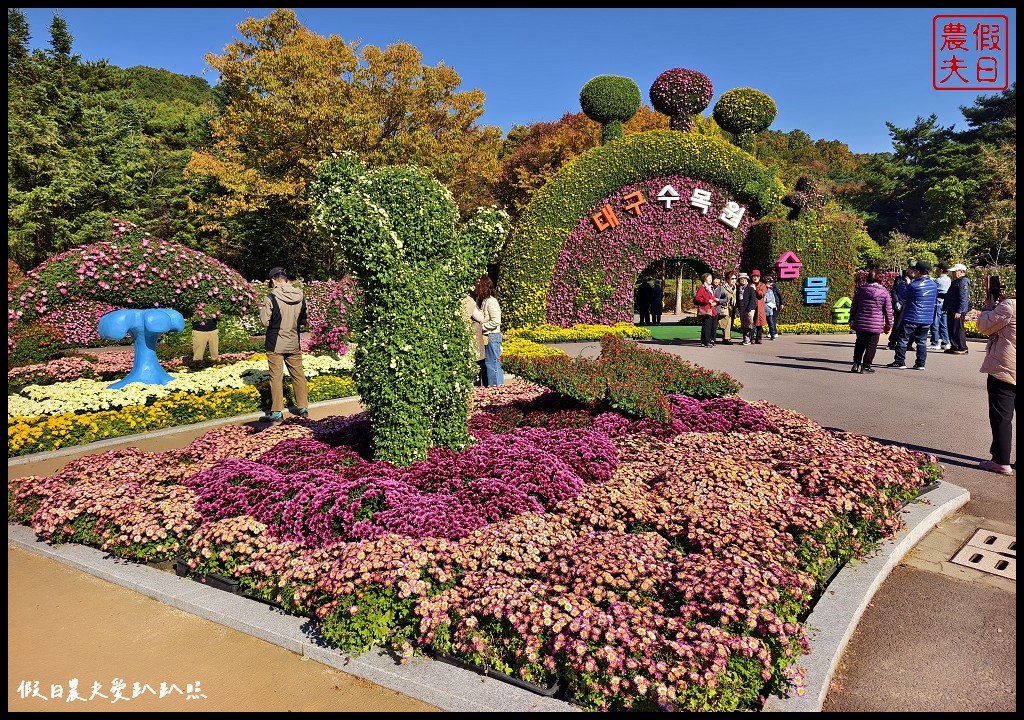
[
  {"left": 297, "top": 407, "right": 309, "bottom": 418},
  {"left": 861, "top": 366, "right": 875, "bottom": 374},
  {"left": 940, "top": 343, "right": 950, "bottom": 350},
  {"left": 928, "top": 343, "right": 941, "bottom": 350},
  {"left": 885, "top": 362, "right": 908, "bottom": 369},
  {"left": 978, "top": 460, "right": 1013, "bottom": 475},
  {"left": 912, "top": 364, "right": 926, "bottom": 371},
  {"left": 261, "top": 411, "right": 284, "bottom": 423},
  {"left": 769, "top": 335, "right": 777, "bottom": 340},
  {"left": 850, "top": 364, "right": 861, "bottom": 373},
  {"left": 742, "top": 340, "right": 751, "bottom": 346}
]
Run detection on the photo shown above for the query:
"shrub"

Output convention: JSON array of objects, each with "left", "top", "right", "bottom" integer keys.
[{"left": 8, "top": 322, "right": 66, "bottom": 367}]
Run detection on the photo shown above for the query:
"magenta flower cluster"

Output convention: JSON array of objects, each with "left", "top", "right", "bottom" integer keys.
[
  {"left": 549, "top": 177, "right": 751, "bottom": 327},
  {"left": 182, "top": 425, "right": 620, "bottom": 548},
  {"left": 648, "top": 68, "right": 714, "bottom": 130}
]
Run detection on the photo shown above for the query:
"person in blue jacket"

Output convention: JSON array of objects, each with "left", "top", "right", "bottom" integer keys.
[
  {"left": 886, "top": 260, "right": 938, "bottom": 370},
  {"left": 943, "top": 263, "right": 972, "bottom": 354}
]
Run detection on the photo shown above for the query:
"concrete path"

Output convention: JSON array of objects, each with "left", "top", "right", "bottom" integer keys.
[{"left": 8, "top": 332, "right": 1016, "bottom": 711}]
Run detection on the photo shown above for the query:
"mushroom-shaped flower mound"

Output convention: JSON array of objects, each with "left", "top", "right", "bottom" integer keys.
[
  {"left": 649, "top": 68, "right": 714, "bottom": 132},
  {"left": 580, "top": 74, "right": 642, "bottom": 143}
]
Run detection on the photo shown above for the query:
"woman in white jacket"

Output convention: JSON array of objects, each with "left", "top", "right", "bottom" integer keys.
[{"left": 475, "top": 274, "right": 504, "bottom": 386}]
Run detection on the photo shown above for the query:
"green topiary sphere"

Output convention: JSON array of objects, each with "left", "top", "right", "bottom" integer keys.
[
  {"left": 712, "top": 87, "right": 778, "bottom": 136},
  {"left": 579, "top": 74, "right": 642, "bottom": 124}
]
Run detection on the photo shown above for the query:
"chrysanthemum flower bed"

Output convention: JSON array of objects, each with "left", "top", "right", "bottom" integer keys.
[
  {"left": 8, "top": 379, "right": 938, "bottom": 711},
  {"left": 8, "top": 351, "right": 356, "bottom": 456}
]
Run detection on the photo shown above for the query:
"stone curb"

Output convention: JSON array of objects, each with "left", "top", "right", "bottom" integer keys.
[
  {"left": 762, "top": 480, "right": 970, "bottom": 711},
  {"left": 8, "top": 480, "right": 967, "bottom": 713},
  {"left": 6, "top": 523, "right": 578, "bottom": 713}
]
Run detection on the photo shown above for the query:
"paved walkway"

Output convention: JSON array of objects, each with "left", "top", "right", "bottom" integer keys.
[{"left": 8, "top": 333, "right": 1016, "bottom": 711}]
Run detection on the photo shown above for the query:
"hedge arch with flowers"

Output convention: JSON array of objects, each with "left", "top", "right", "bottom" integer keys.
[{"left": 499, "top": 130, "right": 787, "bottom": 329}]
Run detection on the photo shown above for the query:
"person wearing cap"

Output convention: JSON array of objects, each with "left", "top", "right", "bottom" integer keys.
[
  {"left": 943, "top": 263, "right": 972, "bottom": 354},
  {"left": 975, "top": 279, "right": 1015, "bottom": 475},
  {"left": 736, "top": 273, "right": 757, "bottom": 345},
  {"left": 886, "top": 260, "right": 937, "bottom": 370},
  {"left": 929, "top": 262, "right": 951, "bottom": 350},
  {"left": 748, "top": 270, "right": 768, "bottom": 344},
  {"left": 259, "top": 267, "right": 309, "bottom": 421}
]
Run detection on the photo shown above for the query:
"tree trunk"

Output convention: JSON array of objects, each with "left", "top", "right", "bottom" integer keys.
[{"left": 674, "top": 265, "right": 683, "bottom": 315}]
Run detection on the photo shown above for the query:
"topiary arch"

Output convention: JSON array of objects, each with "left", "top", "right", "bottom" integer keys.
[{"left": 498, "top": 130, "right": 787, "bottom": 328}]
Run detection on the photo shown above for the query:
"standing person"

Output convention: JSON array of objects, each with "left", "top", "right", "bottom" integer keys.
[
  {"left": 259, "top": 267, "right": 309, "bottom": 421},
  {"left": 635, "top": 279, "right": 652, "bottom": 325},
  {"left": 736, "top": 273, "right": 757, "bottom": 346},
  {"left": 976, "top": 280, "right": 1015, "bottom": 475},
  {"left": 849, "top": 267, "right": 894, "bottom": 374},
  {"left": 693, "top": 273, "right": 719, "bottom": 348},
  {"left": 191, "top": 314, "right": 220, "bottom": 362},
  {"left": 650, "top": 278, "right": 664, "bottom": 325},
  {"left": 460, "top": 289, "right": 487, "bottom": 386},
  {"left": 929, "top": 262, "right": 951, "bottom": 350},
  {"left": 749, "top": 269, "right": 768, "bottom": 344},
  {"left": 715, "top": 273, "right": 737, "bottom": 345},
  {"left": 886, "top": 260, "right": 937, "bottom": 370},
  {"left": 476, "top": 274, "right": 504, "bottom": 386},
  {"left": 766, "top": 276, "right": 784, "bottom": 339},
  {"left": 763, "top": 276, "right": 779, "bottom": 340},
  {"left": 888, "top": 266, "right": 911, "bottom": 350},
  {"left": 944, "top": 263, "right": 972, "bottom": 355}
]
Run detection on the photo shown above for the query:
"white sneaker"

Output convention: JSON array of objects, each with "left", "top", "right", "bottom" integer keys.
[
  {"left": 928, "top": 343, "right": 941, "bottom": 350},
  {"left": 742, "top": 339, "right": 751, "bottom": 346}
]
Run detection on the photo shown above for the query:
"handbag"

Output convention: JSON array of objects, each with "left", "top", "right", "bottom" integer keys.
[{"left": 696, "top": 305, "right": 713, "bottom": 317}]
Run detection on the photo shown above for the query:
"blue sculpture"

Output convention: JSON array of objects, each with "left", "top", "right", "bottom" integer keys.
[{"left": 98, "top": 308, "right": 185, "bottom": 389}]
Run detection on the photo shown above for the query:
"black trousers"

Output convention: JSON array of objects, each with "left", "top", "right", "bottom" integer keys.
[
  {"left": 853, "top": 331, "right": 880, "bottom": 367},
  {"left": 700, "top": 314, "right": 716, "bottom": 345},
  {"left": 987, "top": 375, "right": 1016, "bottom": 466},
  {"left": 947, "top": 311, "right": 968, "bottom": 351}
]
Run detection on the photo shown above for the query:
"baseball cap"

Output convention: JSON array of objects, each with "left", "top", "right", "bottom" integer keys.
[
  {"left": 267, "top": 267, "right": 287, "bottom": 280},
  {"left": 948, "top": 263, "right": 968, "bottom": 272},
  {"left": 912, "top": 260, "right": 932, "bottom": 274}
]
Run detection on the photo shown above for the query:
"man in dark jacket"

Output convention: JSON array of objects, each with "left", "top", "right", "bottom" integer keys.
[
  {"left": 943, "top": 263, "right": 972, "bottom": 354},
  {"left": 649, "top": 279, "right": 664, "bottom": 325},
  {"left": 887, "top": 261, "right": 938, "bottom": 370},
  {"left": 259, "top": 267, "right": 309, "bottom": 421}
]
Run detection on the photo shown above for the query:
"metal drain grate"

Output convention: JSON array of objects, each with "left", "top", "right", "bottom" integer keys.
[{"left": 949, "top": 529, "right": 1016, "bottom": 580}]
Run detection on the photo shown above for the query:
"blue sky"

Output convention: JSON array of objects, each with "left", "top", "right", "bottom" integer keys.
[{"left": 19, "top": 7, "right": 1016, "bottom": 154}]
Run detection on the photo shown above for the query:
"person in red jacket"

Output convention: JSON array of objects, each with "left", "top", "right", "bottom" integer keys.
[{"left": 693, "top": 273, "right": 719, "bottom": 348}]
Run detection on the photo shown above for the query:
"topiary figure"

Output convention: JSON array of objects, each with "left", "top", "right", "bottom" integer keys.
[
  {"left": 648, "top": 68, "right": 714, "bottom": 132},
  {"left": 310, "top": 154, "right": 508, "bottom": 466},
  {"left": 713, "top": 87, "right": 777, "bottom": 153},
  {"left": 782, "top": 175, "right": 828, "bottom": 221},
  {"left": 580, "top": 75, "right": 642, "bottom": 144}
]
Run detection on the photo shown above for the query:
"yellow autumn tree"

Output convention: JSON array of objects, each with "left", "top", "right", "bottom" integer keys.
[{"left": 185, "top": 9, "right": 502, "bottom": 279}]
